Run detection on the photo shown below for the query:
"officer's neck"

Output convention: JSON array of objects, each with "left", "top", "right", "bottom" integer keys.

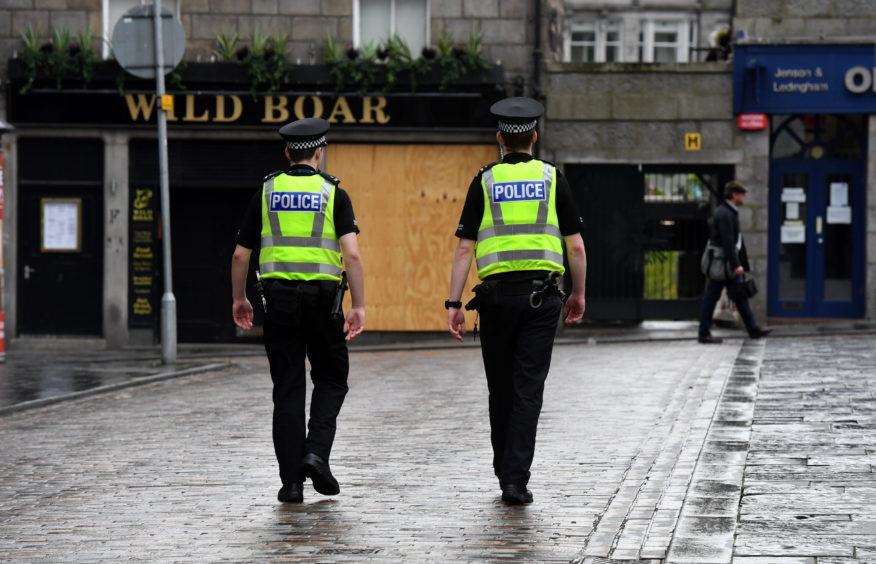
[
  {"left": 502, "top": 147, "right": 533, "bottom": 156},
  {"left": 290, "top": 157, "right": 320, "bottom": 170}
]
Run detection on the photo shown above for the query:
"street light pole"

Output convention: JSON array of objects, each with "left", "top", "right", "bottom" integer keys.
[{"left": 153, "top": 0, "right": 176, "bottom": 364}]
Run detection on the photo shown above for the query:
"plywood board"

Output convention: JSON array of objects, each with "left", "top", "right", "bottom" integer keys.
[{"left": 327, "top": 144, "right": 496, "bottom": 331}]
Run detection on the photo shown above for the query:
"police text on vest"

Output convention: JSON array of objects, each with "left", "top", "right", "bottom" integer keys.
[
  {"left": 270, "top": 192, "right": 322, "bottom": 212},
  {"left": 491, "top": 181, "right": 546, "bottom": 203}
]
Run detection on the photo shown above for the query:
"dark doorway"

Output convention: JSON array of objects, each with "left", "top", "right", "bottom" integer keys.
[
  {"left": 565, "top": 163, "right": 734, "bottom": 321},
  {"left": 17, "top": 138, "right": 104, "bottom": 335},
  {"left": 130, "top": 139, "right": 285, "bottom": 342}
]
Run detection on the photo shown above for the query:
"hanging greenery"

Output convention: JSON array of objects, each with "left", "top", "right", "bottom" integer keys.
[
  {"left": 16, "top": 26, "right": 100, "bottom": 94},
  {"left": 320, "top": 29, "right": 492, "bottom": 94},
  {"left": 244, "top": 28, "right": 291, "bottom": 94},
  {"left": 13, "top": 25, "right": 495, "bottom": 96}
]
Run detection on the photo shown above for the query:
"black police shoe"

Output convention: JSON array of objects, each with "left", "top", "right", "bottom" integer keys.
[
  {"left": 501, "top": 484, "right": 534, "bottom": 505},
  {"left": 302, "top": 453, "right": 340, "bottom": 496},
  {"left": 277, "top": 483, "right": 303, "bottom": 503}
]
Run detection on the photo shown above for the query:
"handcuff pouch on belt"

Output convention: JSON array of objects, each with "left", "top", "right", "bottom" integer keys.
[
  {"left": 529, "top": 271, "right": 566, "bottom": 309},
  {"left": 466, "top": 271, "right": 566, "bottom": 311}
]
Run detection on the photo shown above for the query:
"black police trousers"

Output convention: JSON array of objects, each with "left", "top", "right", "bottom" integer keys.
[
  {"left": 262, "top": 281, "right": 349, "bottom": 486},
  {"left": 477, "top": 292, "right": 563, "bottom": 488}
]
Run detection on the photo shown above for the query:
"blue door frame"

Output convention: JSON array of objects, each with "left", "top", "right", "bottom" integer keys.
[{"left": 768, "top": 159, "right": 866, "bottom": 317}]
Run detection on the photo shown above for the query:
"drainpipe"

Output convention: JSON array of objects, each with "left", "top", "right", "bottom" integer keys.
[
  {"left": 533, "top": 0, "right": 543, "bottom": 159},
  {"left": 532, "top": 0, "right": 542, "bottom": 100}
]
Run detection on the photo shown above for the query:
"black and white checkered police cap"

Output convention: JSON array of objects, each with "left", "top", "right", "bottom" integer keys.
[
  {"left": 279, "top": 117, "right": 330, "bottom": 150},
  {"left": 490, "top": 97, "right": 544, "bottom": 134}
]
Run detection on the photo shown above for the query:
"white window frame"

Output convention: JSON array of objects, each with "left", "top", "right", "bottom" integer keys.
[
  {"left": 353, "top": 0, "right": 431, "bottom": 53},
  {"left": 567, "top": 21, "right": 596, "bottom": 62},
  {"left": 102, "top": 0, "right": 181, "bottom": 59},
  {"left": 565, "top": 19, "right": 623, "bottom": 63},
  {"left": 639, "top": 17, "right": 693, "bottom": 63},
  {"left": 602, "top": 21, "right": 622, "bottom": 63}
]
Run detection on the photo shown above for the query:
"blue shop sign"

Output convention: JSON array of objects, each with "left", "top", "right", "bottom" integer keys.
[{"left": 734, "top": 44, "right": 876, "bottom": 114}]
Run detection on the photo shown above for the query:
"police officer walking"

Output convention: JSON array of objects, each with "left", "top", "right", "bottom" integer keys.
[
  {"left": 446, "top": 97, "right": 587, "bottom": 505},
  {"left": 231, "top": 117, "right": 365, "bottom": 504}
]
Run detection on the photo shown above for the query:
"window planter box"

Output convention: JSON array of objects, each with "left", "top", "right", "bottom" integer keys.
[{"left": 7, "top": 59, "right": 504, "bottom": 95}]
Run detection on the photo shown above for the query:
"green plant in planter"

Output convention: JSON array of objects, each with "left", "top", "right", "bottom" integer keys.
[
  {"left": 17, "top": 26, "right": 43, "bottom": 94},
  {"left": 44, "top": 28, "right": 77, "bottom": 88},
  {"left": 462, "top": 30, "right": 491, "bottom": 72},
  {"left": 381, "top": 34, "right": 410, "bottom": 91},
  {"left": 433, "top": 30, "right": 492, "bottom": 90},
  {"left": 72, "top": 28, "right": 97, "bottom": 87},
  {"left": 213, "top": 32, "right": 239, "bottom": 61},
  {"left": 350, "top": 42, "right": 379, "bottom": 93},
  {"left": 17, "top": 26, "right": 105, "bottom": 93},
  {"left": 322, "top": 33, "right": 379, "bottom": 94},
  {"left": 382, "top": 34, "right": 429, "bottom": 92},
  {"left": 435, "top": 31, "right": 459, "bottom": 90},
  {"left": 245, "top": 28, "right": 290, "bottom": 93},
  {"left": 321, "top": 31, "right": 342, "bottom": 64}
]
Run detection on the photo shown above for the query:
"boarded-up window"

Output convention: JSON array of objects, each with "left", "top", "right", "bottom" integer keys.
[{"left": 328, "top": 144, "right": 495, "bottom": 331}]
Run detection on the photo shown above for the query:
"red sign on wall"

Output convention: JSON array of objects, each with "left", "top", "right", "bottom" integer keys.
[{"left": 737, "top": 113, "right": 768, "bottom": 131}]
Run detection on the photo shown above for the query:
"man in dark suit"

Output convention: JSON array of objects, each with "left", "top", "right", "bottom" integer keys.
[{"left": 698, "top": 181, "right": 771, "bottom": 344}]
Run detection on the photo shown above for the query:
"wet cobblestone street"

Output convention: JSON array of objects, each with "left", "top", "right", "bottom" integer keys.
[
  {"left": 4, "top": 333, "right": 876, "bottom": 563},
  {"left": 0, "top": 341, "right": 741, "bottom": 563},
  {"left": 735, "top": 334, "right": 876, "bottom": 564}
]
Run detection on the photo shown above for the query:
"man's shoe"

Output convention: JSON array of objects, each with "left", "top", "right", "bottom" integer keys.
[
  {"left": 698, "top": 335, "right": 723, "bottom": 344},
  {"left": 750, "top": 328, "right": 773, "bottom": 339},
  {"left": 277, "top": 483, "right": 303, "bottom": 503},
  {"left": 302, "top": 453, "right": 340, "bottom": 496},
  {"left": 501, "top": 484, "right": 534, "bottom": 505}
]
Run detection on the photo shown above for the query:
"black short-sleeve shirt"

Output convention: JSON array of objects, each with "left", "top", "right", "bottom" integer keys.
[
  {"left": 455, "top": 153, "right": 583, "bottom": 240},
  {"left": 236, "top": 164, "right": 360, "bottom": 249}
]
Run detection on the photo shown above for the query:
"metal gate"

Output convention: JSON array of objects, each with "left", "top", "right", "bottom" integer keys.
[{"left": 565, "top": 164, "right": 734, "bottom": 321}]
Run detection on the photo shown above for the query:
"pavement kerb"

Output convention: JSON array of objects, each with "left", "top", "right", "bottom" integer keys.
[
  {"left": 0, "top": 362, "right": 228, "bottom": 417},
  {"left": 2, "top": 324, "right": 872, "bottom": 416}
]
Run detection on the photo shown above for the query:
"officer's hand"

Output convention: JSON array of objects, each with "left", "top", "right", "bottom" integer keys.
[
  {"left": 734, "top": 266, "right": 745, "bottom": 276},
  {"left": 448, "top": 308, "right": 466, "bottom": 342},
  {"left": 344, "top": 306, "right": 365, "bottom": 341},
  {"left": 233, "top": 299, "right": 254, "bottom": 330},
  {"left": 563, "top": 293, "right": 586, "bottom": 324}
]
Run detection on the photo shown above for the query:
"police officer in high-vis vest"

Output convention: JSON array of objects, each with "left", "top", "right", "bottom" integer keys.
[
  {"left": 446, "top": 97, "right": 587, "bottom": 505},
  {"left": 231, "top": 117, "right": 365, "bottom": 504}
]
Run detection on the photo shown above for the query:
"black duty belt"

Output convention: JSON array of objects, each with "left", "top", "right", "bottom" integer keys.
[
  {"left": 469, "top": 272, "right": 566, "bottom": 310},
  {"left": 494, "top": 280, "right": 541, "bottom": 296},
  {"left": 264, "top": 279, "right": 333, "bottom": 296}
]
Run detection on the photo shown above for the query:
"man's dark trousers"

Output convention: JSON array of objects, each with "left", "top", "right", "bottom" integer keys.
[
  {"left": 478, "top": 293, "right": 563, "bottom": 488},
  {"left": 698, "top": 278, "right": 761, "bottom": 337},
  {"left": 263, "top": 287, "right": 349, "bottom": 486}
]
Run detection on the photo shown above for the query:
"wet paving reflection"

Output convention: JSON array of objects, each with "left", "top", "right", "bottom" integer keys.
[
  {"left": 0, "top": 343, "right": 727, "bottom": 561},
  {"left": 0, "top": 351, "right": 198, "bottom": 409}
]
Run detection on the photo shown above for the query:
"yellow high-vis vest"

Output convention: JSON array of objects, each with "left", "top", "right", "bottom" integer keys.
[
  {"left": 259, "top": 171, "right": 343, "bottom": 281},
  {"left": 475, "top": 159, "right": 564, "bottom": 279}
]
